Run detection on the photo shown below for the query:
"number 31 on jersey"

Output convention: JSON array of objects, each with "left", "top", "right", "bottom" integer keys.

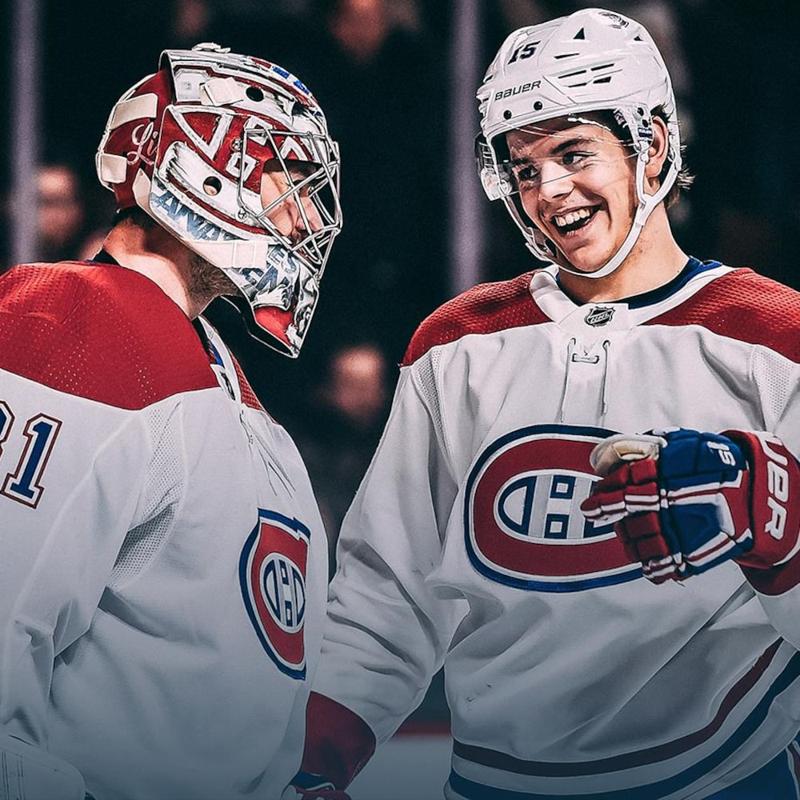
[{"left": 0, "top": 400, "right": 62, "bottom": 508}]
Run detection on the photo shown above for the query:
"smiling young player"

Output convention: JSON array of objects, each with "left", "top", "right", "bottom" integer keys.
[{"left": 296, "top": 8, "right": 800, "bottom": 800}]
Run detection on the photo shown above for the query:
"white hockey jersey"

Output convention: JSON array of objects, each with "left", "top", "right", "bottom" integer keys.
[
  {"left": 0, "top": 262, "right": 330, "bottom": 799},
  {"left": 310, "top": 259, "right": 800, "bottom": 799}
]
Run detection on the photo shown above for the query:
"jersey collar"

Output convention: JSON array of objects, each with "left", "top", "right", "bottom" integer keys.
[
  {"left": 553, "top": 257, "right": 721, "bottom": 308},
  {"left": 531, "top": 257, "right": 733, "bottom": 334}
]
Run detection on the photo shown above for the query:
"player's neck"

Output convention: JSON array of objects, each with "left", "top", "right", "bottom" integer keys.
[
  {"left": 556, "top": 207, "right": 688, "bottom": 305},
  {"left": 102, "top": 221, "right": 206, "bottom": 319}
]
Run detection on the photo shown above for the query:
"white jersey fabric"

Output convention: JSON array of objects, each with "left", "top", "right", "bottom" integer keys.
[
  {"left": 0, "top": 261, "right": 329, "bottom": 799},
  {"left": 312, "top": 258, "right": 800, "bottom": 799}
]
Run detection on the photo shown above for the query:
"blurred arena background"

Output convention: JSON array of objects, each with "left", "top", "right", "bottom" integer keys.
[{"left": 3, "top": 2, "right": 799, "bottom": 796}]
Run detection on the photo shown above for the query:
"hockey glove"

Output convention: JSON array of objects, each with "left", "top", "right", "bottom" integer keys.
[
  {"left": 282, "top": 771, "right": 351, "bottom": 800},
  {"left": 580, "top": 429, "right": 800, "bottom": 584}
]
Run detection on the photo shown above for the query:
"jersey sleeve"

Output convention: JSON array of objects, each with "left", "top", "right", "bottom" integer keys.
[
  {"left": 737, "top": 345, "right": 800, "bottom": 647},
  {"left": 308, "top": 361, "right": 467, "bottom": 765},
  {"left": 0, "top": 373, "right": 174, "bottom": 748}
]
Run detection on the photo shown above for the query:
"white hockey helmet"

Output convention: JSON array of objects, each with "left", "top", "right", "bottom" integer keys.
[
  {"left": 476, "top": 8, "right": 681, "bottom": 278},
  {"left": 97, "top": 43, "right": 342, "bottom": 356}
]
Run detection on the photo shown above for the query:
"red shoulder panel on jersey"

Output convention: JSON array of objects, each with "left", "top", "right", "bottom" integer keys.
[
  {"left": 647, "top": 269, "right": 800, "bottom": 363},
  {"left": 0, "top": 262, "right": 218, "bottom": 409},
  {"left": 402, "top": 271, "right": 546, "bottom": 366}
]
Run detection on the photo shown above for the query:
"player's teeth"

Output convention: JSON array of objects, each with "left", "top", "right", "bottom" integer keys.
[{"left": 554, "top": 208, "right": 591, "bottom": 228}]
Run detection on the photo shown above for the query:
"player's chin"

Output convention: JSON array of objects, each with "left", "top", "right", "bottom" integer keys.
[
  {"left": 556, "top": 245, "right": 612, "bottom": 275},
  {"left": 538, "top": 223, "right": 614, "bottom": 274}
]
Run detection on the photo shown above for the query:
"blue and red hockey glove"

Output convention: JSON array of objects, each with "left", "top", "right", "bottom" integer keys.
[{"left": 581, "top": 429, "right": 800, "bottom": 584}]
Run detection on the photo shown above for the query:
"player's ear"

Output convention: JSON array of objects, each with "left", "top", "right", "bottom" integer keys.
[{"left": 645, "top": 116, "right": 670, "bottom": 183}]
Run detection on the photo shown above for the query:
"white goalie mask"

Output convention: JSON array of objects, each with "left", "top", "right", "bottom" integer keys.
[
  {"left": 476, "top": 8, "right": 681, "bottom": 279},
  {"left": 97, "top": 43, "right": 342, "bottom": 356}
]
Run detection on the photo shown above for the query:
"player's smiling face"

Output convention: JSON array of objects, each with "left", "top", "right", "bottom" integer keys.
[{"left": 506, "top": 117, "right": 637, "bottom": 273}]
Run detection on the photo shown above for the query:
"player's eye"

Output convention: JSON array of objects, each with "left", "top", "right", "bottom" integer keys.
[
  {"left": 562, "top": 151, "right": 592, "bottom": 169},
  {"left": 512, "top": 163, "right": 540, "bottom": 186}
]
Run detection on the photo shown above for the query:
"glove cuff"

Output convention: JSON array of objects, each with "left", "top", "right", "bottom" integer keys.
[
  {"left": 725, "top": 430, "right": 800, "bottom": 593},
  {"left": 301, "top": 692, "right": 377, "bottom": 789}
]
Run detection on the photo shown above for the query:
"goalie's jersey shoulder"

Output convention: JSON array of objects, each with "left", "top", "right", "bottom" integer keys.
[
  {"left": 0, "top": 261, "right": 217, "bottom": 408},
  {"left": 403, "top": 271, "right": 547, "bottom": 366},
  {"left": 648, "top": 268, "right": 800, "bottom": 363}
]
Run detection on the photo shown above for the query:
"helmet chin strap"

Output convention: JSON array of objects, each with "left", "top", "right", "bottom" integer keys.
[
  {"left": 544, "top": 151, "right": 666, "bottom": 280},
  {"left": 552, "top": 209, "right": 644, "bottom": 280}
]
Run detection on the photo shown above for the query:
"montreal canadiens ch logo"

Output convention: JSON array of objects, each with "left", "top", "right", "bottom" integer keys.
[
  {"left": 464, "top": 424, "right": 642, "bottom": 592},
  {"left": 239, "top": 510, "right": 310, "bottom": 679}
]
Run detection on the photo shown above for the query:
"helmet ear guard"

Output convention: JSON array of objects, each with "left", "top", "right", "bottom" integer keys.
[
  {"left": 476, "top": 8, "right": 682, "bottom": 279},
  {"left": 475, "top": 134, "right": 514, "bottom": 201},
  {"left": 97, "top": 43, "right": 342, "bottom": 357}
]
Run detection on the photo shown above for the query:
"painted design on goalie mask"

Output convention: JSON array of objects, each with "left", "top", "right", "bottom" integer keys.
[
  {"left": 476, "top": 8, "right": 682, "bottom": 279},
  {"left": 96, "top": 43, "right": 342, "bottom": 357},
  {"left": 150, "top": 180, "right": 239, "bottom": 242}
]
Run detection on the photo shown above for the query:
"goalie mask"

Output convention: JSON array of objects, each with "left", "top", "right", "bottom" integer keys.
[
  {"left": 476, "top": 8, "right": 681, "bottom": 279},
  {"left": 97, "top": 43, "right": 342, "bottom": 356}
]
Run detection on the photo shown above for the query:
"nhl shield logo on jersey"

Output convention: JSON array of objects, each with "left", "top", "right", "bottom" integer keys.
[
  {"left": 585, "top": 305, "right": 615, "bottom": 326},
  {"left": 465, "top": 425, "right": 641, "bottom": 591},
  {"left": 239, "top": 510, "right": 310, "bottom": 679}
]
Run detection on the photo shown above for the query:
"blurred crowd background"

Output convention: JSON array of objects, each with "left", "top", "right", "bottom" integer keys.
[{"left": 2, "top": 0, "right": 799, "bottom": 724}]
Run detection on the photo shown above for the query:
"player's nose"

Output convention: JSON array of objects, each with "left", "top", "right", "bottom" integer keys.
[
  {"left": 297, "top": 194, "right": 323, "bottom": 237},
  {"left": 537, "top": 160, "right": 573, "bottom": 204},
  {"left": 276, "top": 195, "right": 322, "bottom": 245}
]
